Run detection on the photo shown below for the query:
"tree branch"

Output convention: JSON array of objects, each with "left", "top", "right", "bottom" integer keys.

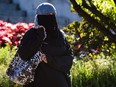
[
  {"left": 113, "top": 0, "right": 116, "bottom": 5},
  {"left": 70, "top": 0, "right": 116, "bottom": 43},
  {"left": 82, "top": 0, "right": 116, "bottom": 33}
]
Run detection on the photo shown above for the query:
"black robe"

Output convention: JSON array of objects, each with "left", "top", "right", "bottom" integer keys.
[
  {"left": 23, "top": 29, "right": 73, "bottom": 87},
  {"left": 18, "top": 15, "right": 74, "bottom": 87}
]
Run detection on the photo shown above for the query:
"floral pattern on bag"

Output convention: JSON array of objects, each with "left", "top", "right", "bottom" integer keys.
[{"left": 6, "top": 51, "right": 42, "bottom": 85}]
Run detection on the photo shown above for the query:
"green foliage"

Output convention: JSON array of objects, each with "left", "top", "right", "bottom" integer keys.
[
  {"left": 93, "top": 0, "right": 116, "bottom": 20},
  {"left": 0, "top": 46, "right": 116, "bottom": 87},
  {"left": 70, "top": 0, "right": 116, "bottom": 44},
  {"left": 0, "top": 44, "right": 15, "bottom": 65},
  {"left": 63, "top": 19, "right": 116, "bottom": 57},
  {"left": 63, "top": 4, "right": 116, "bottom": 85},
  {"left": 71, "top": 0, "right": 116, "bottom": 23},
  {"left": 0, "top": 45, "right": 22, "bottom": 87},
  {"left": 63, "top": 19, "right": 116, "bottom": 58},
  {"left": 71, "top": 56, "right": 116, "bottom": 87}
]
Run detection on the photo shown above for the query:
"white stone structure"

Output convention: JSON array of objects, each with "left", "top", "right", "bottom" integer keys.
[{"left": 13, "top": 0, "right": 81, "bottom": 28}]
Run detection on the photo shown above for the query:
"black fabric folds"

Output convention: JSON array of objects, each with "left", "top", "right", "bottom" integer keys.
[{"left": 18, "top": 27, "right": 45, "bottom": 60}]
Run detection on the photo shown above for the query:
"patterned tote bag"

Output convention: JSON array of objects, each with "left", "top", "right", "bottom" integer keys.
[{"left": 6, "top": 51, "right": 42, "bottom": 85}]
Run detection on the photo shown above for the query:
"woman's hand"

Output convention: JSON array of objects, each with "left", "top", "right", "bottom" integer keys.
[{"left": 41, "top": 54, "right": 47, "bottom": 63}]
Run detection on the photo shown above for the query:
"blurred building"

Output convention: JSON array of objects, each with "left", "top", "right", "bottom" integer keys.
[{"left": 0, "top": 0, "right": 81, "bottom": 28}]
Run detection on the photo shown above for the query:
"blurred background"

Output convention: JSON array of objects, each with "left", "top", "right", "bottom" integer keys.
[
  {"left": 0, "top": 0, "right": 81, "bottom": 28},
  {"left": 0, "top": 0, "right": 116, "bottom": 87}
]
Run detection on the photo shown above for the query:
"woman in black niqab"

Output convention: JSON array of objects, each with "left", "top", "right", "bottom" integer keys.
[{"left": 37, "top": 14, "right": 65, "bottom": 46}]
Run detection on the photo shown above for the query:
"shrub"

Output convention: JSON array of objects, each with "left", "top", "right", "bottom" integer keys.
[
  {"left": 0, "top": 20, "right": 34, "bottom": 46},
  {"left": 0, "top": 45, "right": 116, "bottom": 87},
  {"left": 71, "top": 57, "right": 116, "bottom": 87},
  {"left": 0, "top": 45, "right": 22, "bottom": 87}
]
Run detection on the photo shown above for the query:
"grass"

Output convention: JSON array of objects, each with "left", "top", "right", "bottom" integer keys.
[
  {"left": 71, "top": 57, "right": 116, "bottom": 87},
  {"left": 0, "top": 45, "right": 116, "bottom": 87}
]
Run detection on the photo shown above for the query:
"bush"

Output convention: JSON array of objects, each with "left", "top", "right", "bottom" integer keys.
[
  {"left": 0, "top": 20, "right": 33, "bottom": 86},
  {"left": 71, "top": 57, "right": 116, "bottom": 87},
  {"left": 0, "top": 20, "right": 33, "bottom": 46},
  {"left": 1, "top": 45, "right": 116, "bottom": 87},
  {"left": 1, "top": 20, "right": 116, "bottom": 87},
  {"left": 0, "top": 45, "right": 22, "bottom": 87}
]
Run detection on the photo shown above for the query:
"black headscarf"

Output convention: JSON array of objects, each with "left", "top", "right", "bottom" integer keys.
[{"left": 37, "top": 15, "right": 65, "bottom": 46}]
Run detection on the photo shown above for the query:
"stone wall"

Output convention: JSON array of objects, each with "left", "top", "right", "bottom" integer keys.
[{"left": 13, "top": 0, "right": 81, "bottom": 28}]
